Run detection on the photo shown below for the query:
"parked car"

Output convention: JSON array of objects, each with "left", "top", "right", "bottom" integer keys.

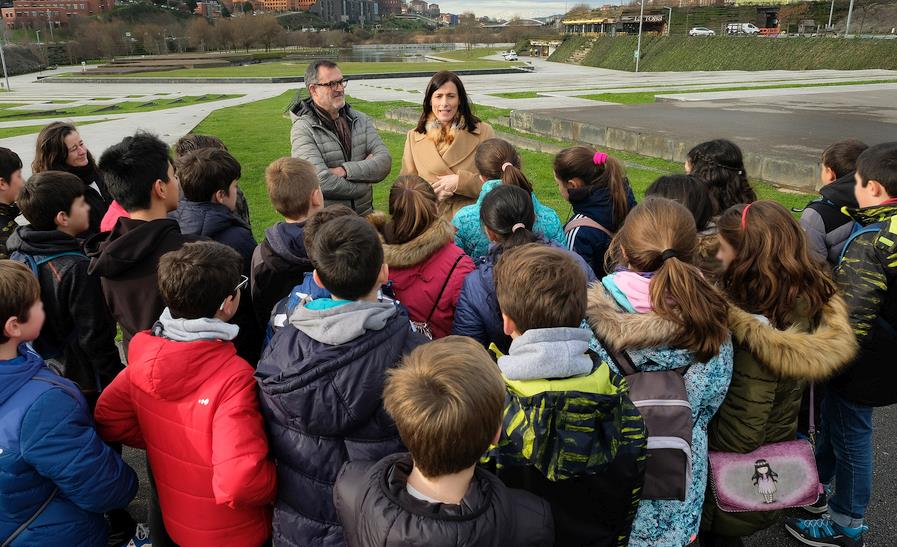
[
  {"left": 688, "top": 27, "right": 716, "bottom": 36},
  {"left": 503, "top": 52, "right": 519, "bottom": 61},
  {"left": 726, "top": 23, "right": 760, "bottom": 35}
]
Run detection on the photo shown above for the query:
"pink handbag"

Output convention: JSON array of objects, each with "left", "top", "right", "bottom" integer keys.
[{"left": 708, "top": 384, "right": 822, "bottom": 512}]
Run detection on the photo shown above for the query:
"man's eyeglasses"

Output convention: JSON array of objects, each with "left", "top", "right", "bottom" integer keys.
[
  {"left": 313, "top": 79, "right": 348, "bottom": 90},
  {"left": 220, "top": 275, "right": 249, "bottom": 310}
]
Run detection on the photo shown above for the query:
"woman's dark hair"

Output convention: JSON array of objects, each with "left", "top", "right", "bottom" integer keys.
[
  {"left": 718, "top": 200, "right": 836, "bottom": 329},
  {"left": 646, "top": 175, "right": 714, "bottom": 231},
  {"left": 686, "top": 139, "right": 756, "bottom": 214},
  {"left": 415, "top": 71, "right": 481, "bottom": 134},
  {"left": 475, "top": 138, "right": 532, "bottom": 193},
  {"left": 822, "top": 139, "right": 868, "bottom": 179},
  {"left": 553, "top": 146, "right": 630, "bottom": 227},
  {"left": 387, "top": 175, "right": 438, "bottom": 244},
  {"left": 32, "top": 121, "right": 96, "bottom": 174},
  {"left": 480, "top": 185, "right": 539, "bottom": 256}
]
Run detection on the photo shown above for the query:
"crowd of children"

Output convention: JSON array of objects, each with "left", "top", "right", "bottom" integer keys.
[{"left": 0, "top": 107, "right": 893, "bottom": 547}]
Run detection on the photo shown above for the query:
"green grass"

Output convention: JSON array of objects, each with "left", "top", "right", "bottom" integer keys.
[
  {"left": 436, "top": 48, "right": 503, "bottom": 61},
  {"left": 551, "top": 35, "right": 897, "bottom": 72},
  {"left": 580, "top": 79, "right": 897, "bottom": 104},
  {"left": 67, "top": 60, "right": 522, "bottom": 79},
  {"left": 0, "top": 119, "right": 111, "bottom": 140},
  {"left": 491, "top": 91, "right": 541, "bottom": 99},
  {"left": 0, "top": 95, "right": 242, "bottom": 122},
  {"left": 190, "top": 91, "right": 811, "bottom": 241}
]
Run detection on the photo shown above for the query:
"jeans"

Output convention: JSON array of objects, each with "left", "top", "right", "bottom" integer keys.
[{"left": 815, "top": 390, "right": 874, "bottom": 529}]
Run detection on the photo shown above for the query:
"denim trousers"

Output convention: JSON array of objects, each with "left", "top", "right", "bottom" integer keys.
[{"left": 815, "top": 390, "right": 874, "bottom": 529}]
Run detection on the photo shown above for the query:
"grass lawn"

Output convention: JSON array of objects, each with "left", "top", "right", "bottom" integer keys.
[
  {"left": 68, "top": 59, "right": 522, "bottom": 79},
  {"left": 0, "top": 95, "right": 242, "bottom": 122},
  {"left": 0, "top": 119, "right": 111, "bottom": 140},
  {"left": 579, "top": 79, "right": 897, "bottom": 104},
  {"left": 436, "top": 48, "right": 504, "bottom": 61},
  {"left": 190, "top": 91, "right": 811, "bottom": 242}
]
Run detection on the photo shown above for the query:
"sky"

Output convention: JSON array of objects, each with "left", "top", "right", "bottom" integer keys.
[{"left": 436, "top": 1, "right": 625, "bottom": 20}]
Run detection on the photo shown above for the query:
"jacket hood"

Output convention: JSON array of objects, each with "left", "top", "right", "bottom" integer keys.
[
  {"left": 587, "top": 283, "right": 684, "bottom": 351},
  {"left": 171, "top": 201, "right": 249, "bottom": 240},
  {"left": 264, "top": 221, "right": 311, "bottom": 266},
  {"left": 819, "top": 171, "right": 860, "bottom": 209},
  {"left": 0, "top": 345, "right": 44, "bottom": 405},
  {"left": 85, "top": 218, "right": 183, "bottom": 277},
  {"left": 369, "top": 212, "right": 455, "bottom": 268},
  {"left": 256, "top": 305, "right": 415, "bottom": 434},
  {"left": 498, "top": 327, "right": 593, "bottom": 381},
  {"left": 567, "top": 181, "right": 635, "bottom": 229},
  {"left": 847, "top": 202, "right": 897, "bottom": 227},
  {"left": 6, "top": 226, "right": 83, "bottom": 256},
  {"left": 727, "top": 295, "right": 857, "bottom": 380},
  {"left": 128, "top": 332, "right": 238, "bottom": 400},
  {"left": 289, "top": 299, "right": 399, "bottom": 345}
]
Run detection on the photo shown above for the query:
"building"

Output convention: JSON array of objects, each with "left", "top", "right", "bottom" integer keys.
[
  {"left": 377, "top": 0, "right": 401, "bottom": 16},
  {"left": 4, "top": 0, "right": 114, "bottom": 29},
  {"left": 426, "top": 2, "right": 437, "bottom": 17},
  {"left": 312, "top": 0, "right": 377, "bottom": 24},
  {"left": 562, "top": 13, "right": 666, "bottom": 35},
  {"left": 438, "top": 12, "right": 457, "bottom": 26},
  {"left": 194, "top": 0, "right": 223, "bottom": 17},
  {"left": 408, "top": 0, "right": 425, "bottom": 14},
  {"left": 260, "top": 0, "right": 314, "bottom": 11}
]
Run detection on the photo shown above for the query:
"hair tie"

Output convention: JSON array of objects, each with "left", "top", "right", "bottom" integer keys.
[
  {"left": 740, "top": 202, "right": 753, "bottom": 230},
  {"left": 501, "top": 162, "right": 514, "bottom": 173},
  {"left": 661, "top": 249, "right": 678, "bottom": 262},
  {"left": 511, "top": 223, "right": 526, "bottom": 233},
  {"left": 593, "top": 151, "right": 608, "bottom": 166}
]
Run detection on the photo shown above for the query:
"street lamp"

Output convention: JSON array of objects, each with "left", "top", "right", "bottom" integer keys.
[
  {"left": 844, "top": 0, "right": 855, "bottom": 37},
  {"left": 827, "top": 0, "right": 835, "bottom": 30},
  {"left": 0, "top": 23, "right": 10, "bottom": 91},
  {"left": 635, "top": 0, "right": 645, "bottom": 73}
]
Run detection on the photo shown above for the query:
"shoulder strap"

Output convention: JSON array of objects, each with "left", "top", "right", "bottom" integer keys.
[
  {"left": 426, "top": 254, "right": 466, "bottom": 323},
  {"left": 1, "top": 487, "right": 58, "bottom": 547},
  {"left": 12, "top": 251, "right": 84, "bottom": 277},
  {"left": 837, "top": 221, "right": 884, "bottom": 265},
  {"left": 608, "top": 346, "right": 638, "bottom": 376},
  {"left": 564, "top": 216, "right": 615, "bottom": 238}
]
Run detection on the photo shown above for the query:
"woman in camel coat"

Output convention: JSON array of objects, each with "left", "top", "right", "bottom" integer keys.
[{"left": 400, "top": 70, "right": 495, "bottom": 217}]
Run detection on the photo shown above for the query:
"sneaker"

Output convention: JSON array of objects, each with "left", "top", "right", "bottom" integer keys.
[
  {"left": 784, "top": 516, "right": 867, "bottom": 547},
  {"left": 125, "top": 523, "right": 151, "bottom": 547},
  {"left": 803, "top": 491, "right": 829, "bottom": 514}
]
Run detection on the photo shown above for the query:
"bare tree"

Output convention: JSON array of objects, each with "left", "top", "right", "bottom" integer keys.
[
  {"left": 187, "top": 18, "right": 215, "bottom": 51},
  {"left": 256, "top": 15, "right": 284, "bottom": 52}
]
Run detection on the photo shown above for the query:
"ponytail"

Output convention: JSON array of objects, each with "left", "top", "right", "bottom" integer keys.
[
  {"left": 480, "top": 185, "right": 539, "bottom": 256},
  {"left": 554, "top": 146, "right": 631, "bottom": 228},
  {"left": 603, "top": 156, "right": 630, "bottom": 227},
  {"left": 476, "top": 138, "right": 533, "bottom": 193},
  {"left": 610, "top": 197, "right": 728, "bottom": 361},
  {"left": 651, "top": 254, "right": 729, "bottom": 362},
  {"left": 387, "top": 175, "right": 438, "bottom": 244}
]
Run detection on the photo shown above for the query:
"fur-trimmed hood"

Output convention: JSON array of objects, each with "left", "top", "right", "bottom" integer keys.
[
  {"left": 727, "top": 295, "right": 857, "bottom": 380},
  {"left": 587, "top": 283, "right": 684, "bottom": 350},
  {"left": 368, "top": 211, "right": 455, "bottom": 268}
]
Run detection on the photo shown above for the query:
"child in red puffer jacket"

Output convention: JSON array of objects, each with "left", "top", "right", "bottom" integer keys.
[
  {"left": 368, "top": 175, "right": 475, "bottom": 339},
  {"left": 95, "top": 242, "right": 276, "bottom": 547}
]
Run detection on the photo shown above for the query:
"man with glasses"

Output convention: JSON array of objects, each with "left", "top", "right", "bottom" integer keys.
[{"left": 290, "top": 60, "right": 391, "bottom": 215}]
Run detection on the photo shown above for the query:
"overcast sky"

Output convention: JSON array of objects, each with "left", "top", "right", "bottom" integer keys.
[{"left": 437, "top": 1, "right": 626, "bottom": 19}]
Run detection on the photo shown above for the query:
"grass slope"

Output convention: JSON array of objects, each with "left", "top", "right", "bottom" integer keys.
[
  {"left": 0, "top": 119, "right": 109, "bottom": 139},
  {"left": 550, "top": 35, "right": 897, "bottom": 71},
  {"left": 190, "top": 91, "right": 810, "bottom": 242}
]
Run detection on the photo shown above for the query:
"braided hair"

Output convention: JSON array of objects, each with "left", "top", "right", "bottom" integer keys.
[{"left": 686, "top": 139, "right": 756, "bottom": 215}]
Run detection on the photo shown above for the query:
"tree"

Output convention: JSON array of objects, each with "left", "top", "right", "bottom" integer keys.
[
  {"left": 186, "top": 17, "right": 215, "bottom": 51},
  {"left": 255, "top": 15, "right": 284, "bottom": 52},
  {"left": 242, "top": 1, "right": 253, "bottom": 13},
  {"left": 230, "top": 15, "right": 261, "bottom": 51}
]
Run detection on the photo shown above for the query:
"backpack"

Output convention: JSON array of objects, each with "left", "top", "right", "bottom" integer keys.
[
  {"left": 408, "top": 254, "right": 465, "bottom": 340},
  {"left": 837, "top": 221, "right": 886, "bottom": 265},
  {"left": 564, "top": 216, "right": 615, "bottom": 239},
  {"left": 608, "top": 347, "right": 692, "bottom": 501},
  {"left": 11, "top": 251, "right": 84, "bottom": 278}
]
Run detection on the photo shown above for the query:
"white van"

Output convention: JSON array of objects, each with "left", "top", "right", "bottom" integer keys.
[{"left": 726, "top": 23, "right": 760, "bottom": 35}]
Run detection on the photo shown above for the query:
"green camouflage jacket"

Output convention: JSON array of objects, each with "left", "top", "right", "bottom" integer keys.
[{"left": 831, "top": 202, "right": 897, "bottom": 405}]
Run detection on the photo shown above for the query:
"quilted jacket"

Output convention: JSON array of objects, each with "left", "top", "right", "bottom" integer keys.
[{"left": 290, "top": 98, "right": 391, "bottom": 215}]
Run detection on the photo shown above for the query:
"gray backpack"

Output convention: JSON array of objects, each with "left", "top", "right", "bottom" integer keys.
[{"left": 610, "top": 348, "right": 693, "bottom": 501}]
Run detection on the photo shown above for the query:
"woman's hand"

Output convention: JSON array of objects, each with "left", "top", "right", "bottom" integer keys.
[{"left": 433, "top": 174, "right": 459, "bottom": 200}]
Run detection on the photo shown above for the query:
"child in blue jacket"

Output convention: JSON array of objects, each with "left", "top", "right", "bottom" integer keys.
[{"left": 0, "top": 260, "right": 137, "bottom": 546}]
